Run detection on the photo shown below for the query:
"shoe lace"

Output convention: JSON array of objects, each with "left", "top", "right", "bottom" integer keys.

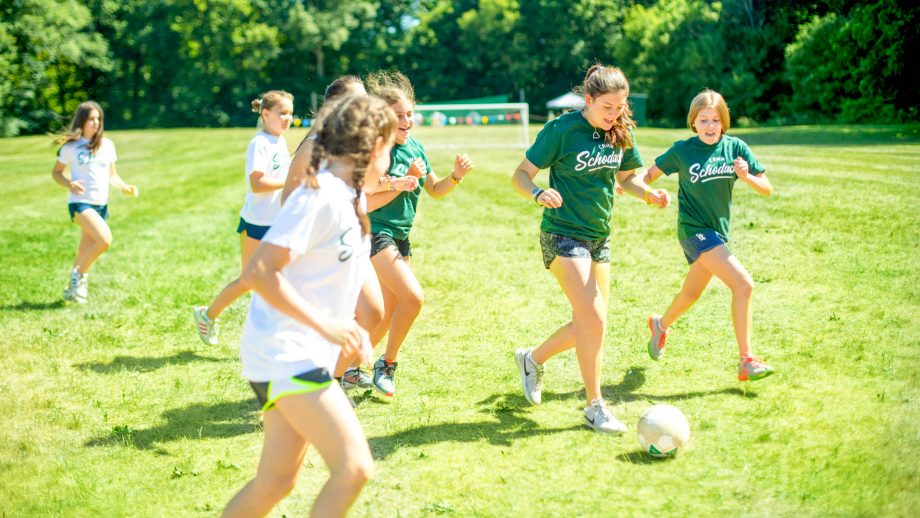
[
  {"left": 742, "top": 356, "right": 767, "bottom": 368},
  {"left": 383, "top": 362, "right": 397, "bottom": 378}
]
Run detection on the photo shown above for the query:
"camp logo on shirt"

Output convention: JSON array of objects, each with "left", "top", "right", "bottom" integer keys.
[
  {"left": 77, "top": 150, "right": 94, "bottom": 165},
  {"left": 689, "top": 157, "right": 735, "bottom": 184},
  {"left": 575, "top": 143, "right": 623, "bottom": 173},
  {"left": 271, "top": 153, "right": 281, "bottom": 170}
]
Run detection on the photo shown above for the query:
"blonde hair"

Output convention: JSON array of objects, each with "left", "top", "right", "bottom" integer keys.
[
  {"left": 366, "top": 70, "right": 416, "bottom": 106},
  {"left": 250, "top": 90, "right": 294, "bottom": 116},
  {"left": 576, "top": 64, "right": 635, "bottom": 148},
  {"left": 305, "top": 95, "right": 397, "bottom": 235},
  {"left": 688, "top": 89, "right": 731, "bottom": 134},
  {"left": 54, "top": 101, "right": 105, "bottom": 153}
]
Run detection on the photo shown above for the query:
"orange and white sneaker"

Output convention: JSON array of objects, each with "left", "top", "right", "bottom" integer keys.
[
  {"left": 738, "top": 356, "right": 775, "bottom": 381},
  {"left": 647, "top": 315, "right": 670, "bottom": 360},
  {"left": 193, "top": 306, "right": 219, "bottom": 345}
]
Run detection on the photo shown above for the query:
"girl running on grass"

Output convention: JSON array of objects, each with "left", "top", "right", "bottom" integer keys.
[
  {"left": 511, "top": 64, "right": 670, "bottom": 434},
  {"left": 221, "top": 94, "right": 396, "bottom": 518},
  {"left": 52, "top": 101, "right": 138, "bottom": 304},
  {"left": 280, "top": 75, "right": 419, "bottom": 392},
  {"left": 643, "top": 89, "right": 775, "bottom": 381},
  {"left": 194, "top": 90, "right": 294, "bottom": 345},
  {"left": 365, "top": 70, "right": 474, "bottom": 397}
]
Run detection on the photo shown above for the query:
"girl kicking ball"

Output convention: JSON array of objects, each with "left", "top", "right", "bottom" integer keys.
[
  {"left": 511, "top": 64, "right": 669, "bottom": 434},
  {"left": 643, "top": 89, "right": 775, "bottom": 382},
  {"left": 52, "top": 101, "right": 138, "bottom": 304}
]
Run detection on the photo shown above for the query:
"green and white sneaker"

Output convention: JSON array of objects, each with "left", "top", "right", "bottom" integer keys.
[
  {"left": 372, "top": 356, "right": 398, "bottom": 397},
  {"left": 583, "top": 399, "right": 627, "bottom": 434},
  {"left": 738, "top": 356, "right": 775, "bottom": 382},
  {"left": 514, "top": 348, "right": 543, "bottom": 405},
  {"left": 647, "top": 315, "right": 670, "bottom": 360},
  {"left": 193, "top": 306, "right": 219, "bottom": 346},
  {"left": 63, "top": 270, "right": 88, "bottom": 304},
  {"left": 341, "top": 367, "right": 373, "bottom": 389}
]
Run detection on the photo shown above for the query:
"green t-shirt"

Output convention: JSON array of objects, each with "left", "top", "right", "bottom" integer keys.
[
  {"left": 656, "top": 135, "right": 765, "bottom": 241},
  {"left": 369, "top": 136, "right": 431, "bottom": 240},
  {"left": 525, "top": 110, "right": 644, "bottom": 241}
]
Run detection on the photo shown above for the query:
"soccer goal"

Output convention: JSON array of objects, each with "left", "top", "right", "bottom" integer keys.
[{"left": 413, "top": 102, "right": 530, "bottom": 149}]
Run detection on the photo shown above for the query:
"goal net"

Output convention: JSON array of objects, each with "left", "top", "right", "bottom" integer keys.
[{"left": 412, "top": 102, "right": 530, "bottom": 149}]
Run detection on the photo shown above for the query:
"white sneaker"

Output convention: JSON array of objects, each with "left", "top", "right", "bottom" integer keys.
[
  {"left": 515, "top": 348, "right": 543, "bottom": 405},
  {"left": 64, "top": 270, "right": 87, "bottom": 303},
  {"left": 583, "top": 399, "right": 627, "bottom": 434},
  {"left": 193, "top": 306, "right": 219, "bottom": 345}
]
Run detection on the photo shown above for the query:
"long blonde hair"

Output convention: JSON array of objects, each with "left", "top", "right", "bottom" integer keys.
[
  {"left": 54, "top": 101, "right": 105, "bottom": 153},
  {"left": 305, "top": 95, "right": 397, "bottom": 236},
  {"left": 576, "top": 64, "right": 635, "bottom": 148}
]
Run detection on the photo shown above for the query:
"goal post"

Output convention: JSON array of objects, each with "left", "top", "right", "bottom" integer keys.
[{"left": 413, "top": 102, "right": 530, "bottom": 148}]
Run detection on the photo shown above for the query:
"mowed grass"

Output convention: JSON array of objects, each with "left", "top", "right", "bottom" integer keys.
[{"left": 1, "top": 123, "right": 918, "bottom": 516}]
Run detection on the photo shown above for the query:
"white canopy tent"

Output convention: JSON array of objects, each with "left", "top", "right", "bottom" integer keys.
[{"left": 546, "top": 92, "right": 584, "bottom": 110}]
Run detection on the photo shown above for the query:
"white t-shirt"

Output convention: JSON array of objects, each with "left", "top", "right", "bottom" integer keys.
[
  {"left": 240, "top": 171, "right": 371, "bottom": 381},
  {"left": 240, "top": 131, "right": 292, "bottom": 226},
  {"left": 57, "top": 138, "right": 117, "bottom": 205}
]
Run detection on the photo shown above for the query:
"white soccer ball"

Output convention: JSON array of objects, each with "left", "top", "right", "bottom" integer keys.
[{"left": 637, "top": 404, "right": 690, "bottom": 458}]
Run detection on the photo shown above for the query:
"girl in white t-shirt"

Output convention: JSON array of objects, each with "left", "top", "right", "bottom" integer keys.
[
  {"left": 194, "top": 90, "right": 293, "bottom": 345},
  {"left": 51, "top": 101, "right": 138, "bottom": 304},
  {"left": 221, "top": 95, "right": 396, "bottom": 518}
]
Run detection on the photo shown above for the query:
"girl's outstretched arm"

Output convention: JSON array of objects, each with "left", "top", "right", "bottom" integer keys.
[
  {"left": 109, "top": 163, "right": 139, "bottom": 197},
  {"left": 734, "top": 157, "right": 772, "bottom": 196},
  {"left": 616, "top": 169, "right": 670, "bottom": 208},
  {"left": 249, "top": 170, "right": 286, "bottom": 194},
  {"left": 424, "top": 153, "right": 473, "bottom": 199}
]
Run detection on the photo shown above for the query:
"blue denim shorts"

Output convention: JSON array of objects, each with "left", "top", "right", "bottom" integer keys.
[
  {"left": 679, "top": 230, "right": 726, "bottom": 264},
  {"left": 539, "top": 231, "right": 611, "bottom": 269},
  {"left": 236, "top": 217, "right": 271, "bottom": 241},
  {"left": 371, "top": 232, "right": 412, "bottom": 258},
  {"left": 68, "top": 203, "right": 108, "bottom": 222}
]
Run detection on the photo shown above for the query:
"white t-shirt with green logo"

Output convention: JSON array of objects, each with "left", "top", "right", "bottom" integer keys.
[
  {"left": 57, "top": 137, "right": 117, "bottom": 205},
  {"left": 240, "top": 171, "right": 370, "bottom": 381},
  {"left": 240, "top": 131, "right": 292, "bottom": 226}
]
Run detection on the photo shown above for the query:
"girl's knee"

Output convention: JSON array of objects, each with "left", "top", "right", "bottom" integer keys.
[
  {"left": 732, "top": 275, "right": 754, "bottom": 298},
  {"left": 336, "top": 456, "right": 374, "bottom": 488},
  {"left": 252, "top": 472, "right": 298, "bottom": 501},
  {"left": 401, "top": 289, "right": 424, "bottom": 314}
]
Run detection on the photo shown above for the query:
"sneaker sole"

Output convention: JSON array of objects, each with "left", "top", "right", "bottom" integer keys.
[
  {"left": 738, "top": 369, "right": 775, "bottom": 382},
  {"left": 647, "top": 316, "right": 664, "bottom": 361},
  {"left": 515, "top": 350, "right": 539, "bottom": 406},
  {"left": 583, "top": 416, "right": 627, "bottom": 435}
]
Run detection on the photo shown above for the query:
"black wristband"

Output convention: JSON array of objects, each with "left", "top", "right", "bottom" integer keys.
[{"left": 532, "top": 189, "right": 544, "bottom": 203}]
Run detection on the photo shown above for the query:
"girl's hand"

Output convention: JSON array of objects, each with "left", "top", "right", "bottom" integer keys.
[
  {"left": 390, "top": 175, "right": 419, "bottom": 192},
  {"left": 407, "top": 157, "right": 427, "bottom": 178},
  {"left": 318, "top": 318, "right": 371, "bottom": 362},
  {"left": 647, "top": 188, "right": 671, "bottom": 209},
  {"left": 122, "top": 184, "right": 140, "bottom": 197},
  {"left": 734, "top": 157, "right": 750, "bottom": 180},
  {"left": 615, "top": 182, "right": 625, "bottom": 195},
  {"left": 536, "top": 188, "right": 563, "bottom": 208},
  {"left": 453, "top": 153, "right": 474, "bottom": 179},
  {"left": 69, "top": 180, "right": 85, "bottom": 195}
]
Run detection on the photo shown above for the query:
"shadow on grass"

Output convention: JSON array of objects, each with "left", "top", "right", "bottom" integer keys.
[
  {"left": 75, "top": 350, "right": 227, "bottom": 374},
  {"left": 85, "top": 399, "right": 260, "bottom": 452},
  {"left": 368, "top": 394, "right": 582, "bottom": 460},
  {"left": 0, "top": 299, "right": 66, "bottom": 311},
  {"left": 616, "top": 449, "right": 674, "bottom": 465},
  {"left": 542, "top": 366, "right": 757, "bottom": 404}
]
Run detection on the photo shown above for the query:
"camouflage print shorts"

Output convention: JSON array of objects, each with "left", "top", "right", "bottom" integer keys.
[{"left": 539, "top": 231, "right": 611, "bottom": 269}]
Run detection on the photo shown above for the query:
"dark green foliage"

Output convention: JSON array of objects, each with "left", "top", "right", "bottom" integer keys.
[{"left": 1, "top": 0, "right": 916, "bottom": 136}]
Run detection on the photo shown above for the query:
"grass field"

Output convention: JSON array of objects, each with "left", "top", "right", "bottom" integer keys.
[{"left": 1, "top": 123, "right": 918, "bottom": 517}]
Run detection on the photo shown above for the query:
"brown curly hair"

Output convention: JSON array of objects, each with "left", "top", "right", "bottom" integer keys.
[
  {"left": 305, "top": 95, "right": 397, "bottom": 235},
  {"left": 366, "top": 70, "right": 416, "bottom": 106}
]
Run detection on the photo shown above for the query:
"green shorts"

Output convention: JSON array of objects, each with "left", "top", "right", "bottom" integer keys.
[{"left": 249, "top": 367, "right": 334, "bottom": 411}]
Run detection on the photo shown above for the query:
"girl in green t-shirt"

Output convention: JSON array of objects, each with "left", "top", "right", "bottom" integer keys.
[
  {"left": 511, "top": 64, "right": 670, "bottom": 434},
  {"left": 641, "top": 89, "right": 775, "bottom": 382},
  {"left": 364, "top": 70, "right": 475, "bottom": 398}
]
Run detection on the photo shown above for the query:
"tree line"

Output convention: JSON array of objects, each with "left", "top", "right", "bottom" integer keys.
[{"left": 1, "top": 0, "right": 916, "bottom": 137}]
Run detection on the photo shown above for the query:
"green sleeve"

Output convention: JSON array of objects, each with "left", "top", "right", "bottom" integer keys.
[
  {"left": 655, "top": 143, "right": 681, "bottom": 176},
  {"left": 738, "top": 140, "right": 765, "bottom": 175},
  {"left": 525, "top": 119, "right": 561, "bottom": 169},
  {"left": 620, "top": 131, "right": 644, "bottom": 171}
]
